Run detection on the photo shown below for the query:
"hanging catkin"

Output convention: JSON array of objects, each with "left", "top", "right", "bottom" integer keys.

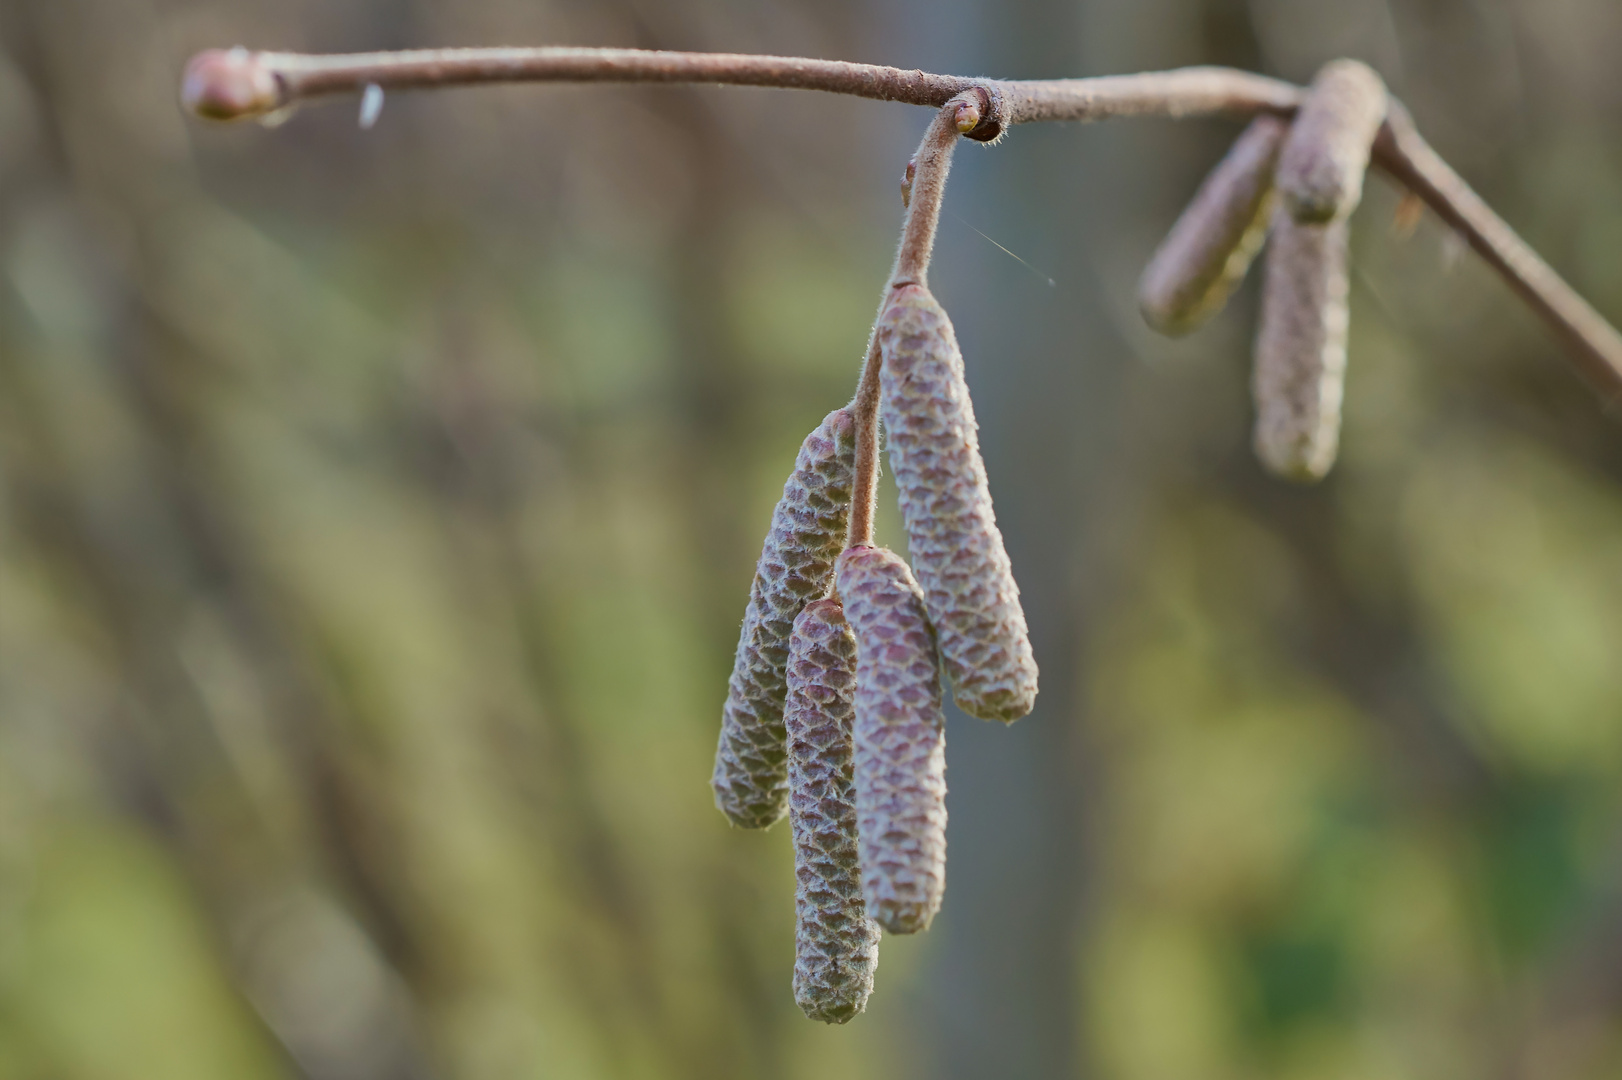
[
  {"left": 836, "top": 545, "right": 947, "bottom": 935},
  {"left": 1139, "top": 114, "right": 1290, "bottom": 337},
  {"left": 786, "top": 599, "right": 880, "bottom": 1022},
  {"left": 1276, "top": 59, "right": 1387, "bottom": 224},
  {"left": 876, "top": 284, "right": 1038, "bottom": 724},
  {"left": 1253, "top": 207, "right": 1350, "bottom": 481},
  {"left": 713, "top": 409, "right": 857, "bottom": 829}
]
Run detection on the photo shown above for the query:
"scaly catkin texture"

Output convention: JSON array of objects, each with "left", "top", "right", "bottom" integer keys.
[
  {"left": 877, "top": 284, "right": 1038, "bottom": 724},
  {"left": 1139, "top": 114, "right": 1290, "bottom": 337},
  {"left": 837, "top": 545, "right": 947, "bottom": 935},
  {"left": 786, "top": 599, "right": 881, "bottom": 1023},
  {"left": 713, "top": 409, "right": 857, "bottom": 828},
  {"left": 1276, "top": 59, "right": 1387, "bottom": 224},
  {"left": 1253, "top": 207, "right": 1350, "bottom": 481}
]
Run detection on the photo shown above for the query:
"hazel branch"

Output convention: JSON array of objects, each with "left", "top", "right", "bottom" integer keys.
[
  {"left": 179, "top": 47, "right": 1305, "bottom": 141},
  {"left": 180, "top": 44, "right": 1622, "bottom": 400}
]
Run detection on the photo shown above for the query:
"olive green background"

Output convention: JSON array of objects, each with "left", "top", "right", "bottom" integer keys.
[{"left": 4, "top": 0, "right": 1622, "bottom": 1077}]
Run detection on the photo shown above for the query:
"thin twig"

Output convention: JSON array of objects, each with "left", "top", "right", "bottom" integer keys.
[
  {"left": 893, "top": 97, "right": 976, "bottom": 287},
  {"left": 1003, "top": 68, "right": 1301, "bottom": 123},
  {"left": 847, "top": 335, "right": 884, "bottom": 550},
  {"left": 179, "top": 47, "right": 1304, "bottom": 140},
  {"left": 1371, "top": 101, "right": 1622, "bottom": 400},
  {"left": 179, "top": 44, "right": 1622, "bottom": 401},
  {"left": 848, "top": 99, "right": 972, "bottom": 550}
]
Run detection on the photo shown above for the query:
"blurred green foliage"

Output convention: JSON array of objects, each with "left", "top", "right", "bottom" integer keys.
[{"left": 3, "top": 1, "right": 1622, "bottom": 1078}]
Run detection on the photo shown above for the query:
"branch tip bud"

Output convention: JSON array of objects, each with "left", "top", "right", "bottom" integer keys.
[
  {"left": 952, "top": 98, "right": 982, "bottom": 134},
  {"left": 181, "top": 48, "right": 282, "bottom": 122}
]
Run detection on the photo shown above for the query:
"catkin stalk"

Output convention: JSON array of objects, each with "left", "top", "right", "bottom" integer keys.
[
  {"left": 877, "top": 284, "right": 1038, "bottom": 724},
  {"left": 1139, "top": 114, "right": 1290, "bottom": 337},
  {"left": 786, "top": 599, "right": 881, "bottom": 1022},
  {"left": 837, "top": 545, "right": 947, "bottom": 935},
  {"left": 1253, "top": 207, "right": 1350, "bottom": 481},
  {"left": 1276, "top": 59, "right": 1387, "bottom": 224},
  {"left": 713, "top": 409, "right": 856, "bottom": 828}
]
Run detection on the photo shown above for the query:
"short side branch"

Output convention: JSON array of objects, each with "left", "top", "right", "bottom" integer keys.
[
  {"left": 1372, "top": 102, "right": 1622, "bottom": 399},
  {"left": 847, "top": 335, "right": 884, "bottom": 551},
  {"left": 893, "top": 98, "right": 975, "bottom": 287},
  {"left": 848, "top": 100, "right": 973, "bottom": 550}
]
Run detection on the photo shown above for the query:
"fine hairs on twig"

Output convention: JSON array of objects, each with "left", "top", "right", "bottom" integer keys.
[
  {"left": 180, "top": 39, "right": 1622, "bottom": 1024},
  {"left": 847, "top": 94, "right": 980, "bottom": 552}
]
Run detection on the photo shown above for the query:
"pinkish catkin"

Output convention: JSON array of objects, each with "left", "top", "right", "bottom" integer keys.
[
  {"left": 786, "top": 599, "right": 881, "bottom": 1022},
  {"left": 1276, "top": 59, "right": 1387, "bottom": 224},
  {"left": 876, "top": 284, "right": 1038, "bottom": 724},
  {"left": 1253, "top": 207, "right": 1350, "bottom": 481},
  {"left": 713, "top": 409, "right": 856, "bottom": 829},
  {"left": 837, "top": 545, "right": 947, "bottom": 935},
  {"left": 1139, "top": 114, "right": 1290, "bottom": 337}
]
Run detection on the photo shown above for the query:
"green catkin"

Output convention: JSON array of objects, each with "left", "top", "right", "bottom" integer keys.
[
  {"left": 836, "top": 545, "right": 947, "bottom": 935},
  {"left": 876, "top": 285, "right": 1038, "bottom": 724},
  {"left": 1276, "top": 59, "right": 1388, "bottom": 224},
  {"left": 786, "top": 599, "right": 881, "bottom": 1023},
  {"left": 1139, "top": 114, "right": 1291, "bottom": 337},
  {"left": 713, "top": 409, "right": 857, "bottom": 828},
  {"left": 1253, "top": 206, "right": 1350, "bottom": 481}
]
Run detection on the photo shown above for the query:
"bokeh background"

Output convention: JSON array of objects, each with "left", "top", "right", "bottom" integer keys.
[{"left": 4, "top": 0, "right": 1622, "bottom": 1077}]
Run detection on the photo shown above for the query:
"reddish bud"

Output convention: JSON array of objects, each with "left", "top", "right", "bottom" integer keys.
[{"left": 181, "top": 48, "right": 282, "bottom": 122}]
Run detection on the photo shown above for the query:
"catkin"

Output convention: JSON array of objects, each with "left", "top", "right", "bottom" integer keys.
[
  {"left": 1139, "top": 114, "right": 1290, "bottom": 337},
  {"left": 877, "top": 285, "right": 1038, "bottom": 724},
  {"left": 786, "top": 599, "right": 881, "bottom": 1023},
  {"left": 836, "top": 545, "right": 947, "bottom": 935},
  {"left": 1253, "top": 207, "right": 1350, "bottom": 481},
  {"left": 713, "top": 409, "right": 857, "bottom": 828},
  {"left": 1276, "top": 59, "right": 1388, "bottom": 224}
]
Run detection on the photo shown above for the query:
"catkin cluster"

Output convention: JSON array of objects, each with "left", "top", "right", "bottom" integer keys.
[
  {"left": 715, "top": 225, "right": 1040, "bottom": 1018},
  {"left": 713, "top": 409, "right": 856, "bottom": 828},
  {"left": 714, "top": 61, "right": 1402, "bottom": 1020},
  {"left": 715, "top": 96, "right": 1040, "bottom": 1022},
  {"left": 1136, "top": 58, "right": 1387, "bottom": 483}
]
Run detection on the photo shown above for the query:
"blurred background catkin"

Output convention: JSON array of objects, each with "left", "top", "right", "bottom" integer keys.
[{"left": 3, "top": 1, "right": 1622, "bottom": 1078}]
